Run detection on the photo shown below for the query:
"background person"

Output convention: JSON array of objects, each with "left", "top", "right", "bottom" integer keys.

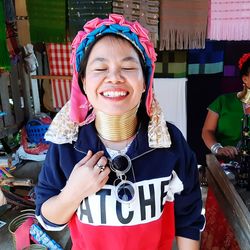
[
  {"left": 202, "top": 53, "right": 250, "bottom": 158},
  {"left": 200, "top": 53, "right": 250, "bottom": 250}
]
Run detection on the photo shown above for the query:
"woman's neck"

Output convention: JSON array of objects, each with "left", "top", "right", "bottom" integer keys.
[
  {"left": 95, "top": 106, "right": 138, "bottom": 144},
  {"left": 98, "top": 134, "right": 136, "bottom": 151},
  {"left": 238, "top": 86, "right": 250, "bottom": 104}
]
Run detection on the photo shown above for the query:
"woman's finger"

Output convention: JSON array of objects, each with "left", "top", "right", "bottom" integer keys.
[
  {"left": 93, "top": 156, "right": 108, "bottom": 174},
  {"left": 74, "top": 150, "right": 93, "bottom": 168},
  {"left": 85, "top": 151, "right": 105, "bottom": 168}
]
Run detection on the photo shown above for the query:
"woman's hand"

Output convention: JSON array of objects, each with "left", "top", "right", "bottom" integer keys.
[
  {"left": 217, "top": 146, "right": 238, "bottom": 159},
  {"left": 41, "top": 150, "right": 110, "bottom": 225},
  {"left": 61, "top": 150, "right": 111, "bottom": 204}
]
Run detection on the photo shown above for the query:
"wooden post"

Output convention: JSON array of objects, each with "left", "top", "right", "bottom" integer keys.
[
  {"left": 18, "top": 58, "right": 33, "bottom": 120},
  {"left": 0, "top": 73, "right": 15, "bottom": 127},
  {"left": 9, "top": 63, "right": 24, "bottom": 124}
]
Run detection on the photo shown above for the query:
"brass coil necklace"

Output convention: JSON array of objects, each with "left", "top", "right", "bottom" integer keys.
[{"left": 95, "top": 105, "right": 138, "bottom": 142}]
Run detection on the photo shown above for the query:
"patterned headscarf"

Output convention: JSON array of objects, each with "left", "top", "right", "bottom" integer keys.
[{"left": 70, "top": 13, "right": 156, "bottom": 124}]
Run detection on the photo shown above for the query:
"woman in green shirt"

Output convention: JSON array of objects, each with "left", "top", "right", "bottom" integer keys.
[
  {"left": 201, "top": 53, "right": 250, "bottom": 250},
  {"left": 202, "top": 53, "right": 250, "bottom": 158}
]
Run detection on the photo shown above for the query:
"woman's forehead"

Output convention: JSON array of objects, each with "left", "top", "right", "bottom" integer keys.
[
  {"left": 93, "top": 35, "right": 136, "bottom": 50},
  {"left": 88, "top": 36, "right": 140, "bottom": 61}
]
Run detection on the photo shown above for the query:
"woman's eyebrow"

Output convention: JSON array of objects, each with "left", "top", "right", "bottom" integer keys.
[
  {"left": 89, "top": 57, "right": 106, "bottom": 64},
  {"left": 122, "top": 56, "right": 139, "bottom": 63},
  {"left": 89, "top": 56, "right": 139, "bottom": 65}
]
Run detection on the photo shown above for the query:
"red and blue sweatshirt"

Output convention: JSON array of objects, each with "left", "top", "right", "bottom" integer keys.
[{"left": 35, "top": 120, "right": 205, "bottom": 250}]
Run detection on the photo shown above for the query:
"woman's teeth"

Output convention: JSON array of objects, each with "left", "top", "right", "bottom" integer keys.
[{"left": 102, "top": 91, "right": 127, "bottom": 97}]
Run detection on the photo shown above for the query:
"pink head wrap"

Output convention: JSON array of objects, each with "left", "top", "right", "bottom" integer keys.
[{"left": 69, "top": 14, "right": 157, "bottom": 125}]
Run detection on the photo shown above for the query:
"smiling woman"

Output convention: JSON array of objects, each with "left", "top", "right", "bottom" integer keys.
[{"left": 35, "top": 14, "right": 205, "bottom": 250}]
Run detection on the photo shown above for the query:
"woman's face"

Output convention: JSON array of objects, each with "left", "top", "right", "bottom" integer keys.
[{"left": 82, "top": 36, "right": 145, "bottom": 115}]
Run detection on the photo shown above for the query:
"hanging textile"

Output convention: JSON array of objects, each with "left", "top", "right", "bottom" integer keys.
[
  {"left": 26, "top": 0, "right": 66, "bottom": 43},
  {"left": 207, "top": 0, "right": 250, "bottom": 41},
  {"left": 112, "top": 0, "right": 159, "bottom": 47},
  {"left": 68, "top": 0, "right": 112, "bottom": 41},
  {"left": 188, "top": 41, "right": 224, "bottom": 75},
  {"left": 154, "top": 78, "right": 187, "bottom": 139},
  {"left": 155, "top": 51, "right": 187, "bottom": 78},
  {"left": 15, "top": 0, "right": 30, "bottom": 46},
  {"left": 46, "top": 43, "right": 73, "bottom": 109},
  {"left": 159, "top": 0, "right": 208, "bottom": 50},
  {"left": 0, "top": 0, "right": 10, "bottom": 71},
  {"left": 4, "top": 0, "right": 19, "bottom": 58}
]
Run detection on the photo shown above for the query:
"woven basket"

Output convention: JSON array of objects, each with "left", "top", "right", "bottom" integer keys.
[{"left": 26, "top": 119, "right": 50, "bottom": 144}]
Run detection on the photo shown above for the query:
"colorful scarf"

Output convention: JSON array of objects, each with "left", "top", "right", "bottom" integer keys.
[
  {"left": 26, "top": 0, "right": 66, "bottom": 43},
  {"left": 207, "top": 0, "right": 250, "bottom": 41},
  {"left": 159, "top": 0, "right": 208, "bottom": 50},
  {"left": 113, "top": 0, "right": 160, "bottom": 47}
]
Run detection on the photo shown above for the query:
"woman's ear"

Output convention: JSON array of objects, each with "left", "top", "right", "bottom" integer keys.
[
  {"left": 242, "top": 75, "right": 248, "bottom": 85},
  {"left": 82, "top": 78, "right": 87, "bottom": 93}
]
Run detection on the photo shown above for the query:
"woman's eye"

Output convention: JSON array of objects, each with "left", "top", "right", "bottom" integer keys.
[
  {"left": 95, "top": 68, "right": 107, "bottom": 71},
  {"left": 122, "top": 67, "right": 135, "bottom": 71}
]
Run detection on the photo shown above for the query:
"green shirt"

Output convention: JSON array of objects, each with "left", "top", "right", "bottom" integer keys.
[{"left": 208, "top": 93, "right": 244, "bottom": 147}]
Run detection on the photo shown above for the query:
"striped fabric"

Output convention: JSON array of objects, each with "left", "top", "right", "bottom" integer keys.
[
  {"left": 207, "top": 0, "right": 250, "bottom": 41},
  {"left": 155, "top": 50, "right": 187, "bottom": 78},
  {"left": 68, "top": 0, "right": 112, "bottom": 41},
  {"left": 46, "top": 43, "right": 73, "bottom": 109},
  {"left": 188, "top": 41, "right": 224, "bottom": 75},
  {"left": 26, "top": 0, "right": 66, "bottom": 43},
  {"left": 159, "top": 0, "right": 208, "bottom": 50},
  {"left": 113, "top": 0, "right": 160, "bottom": 47}
]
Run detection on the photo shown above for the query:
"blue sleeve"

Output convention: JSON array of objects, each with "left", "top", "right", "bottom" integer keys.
[
  {"left": 35, "top": 143, "right": 68, "bottom": 228},
  {"left": 169, "top": 124, "right": 205, "bottom": 240}
]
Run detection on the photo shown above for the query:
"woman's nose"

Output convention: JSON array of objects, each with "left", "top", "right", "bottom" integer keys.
[{"left": 106, "top": 69, "right": 124, "bottom": 83}]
